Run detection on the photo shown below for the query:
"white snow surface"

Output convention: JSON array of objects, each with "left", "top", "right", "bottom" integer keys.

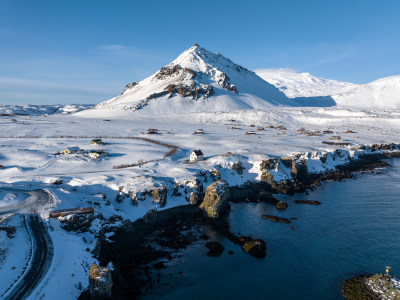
[
  {"left": 333, "top": 75, "right": 400, "bottom": 109},
  {"left": 255, "top": 68, "right": 355, "bottom": 98}
]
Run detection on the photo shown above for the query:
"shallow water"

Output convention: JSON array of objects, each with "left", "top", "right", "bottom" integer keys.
[{"left": 143, "top": 159, "right": 400, "bottom": 300}]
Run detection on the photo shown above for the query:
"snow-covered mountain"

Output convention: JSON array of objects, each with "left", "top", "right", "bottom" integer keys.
[
  {"left": 332, "top": 75, "right": 400, "bottom": 109},
  {"left": 255, "top": 68, "right": 355, "bottom": 98},
  {"left": 80, "top": 44, "right": 293, "bottom": 116}
]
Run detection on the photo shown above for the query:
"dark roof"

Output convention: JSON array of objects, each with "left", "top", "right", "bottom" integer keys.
[{"left": 192, "top": 150, "right": 203, "bottom": 156}]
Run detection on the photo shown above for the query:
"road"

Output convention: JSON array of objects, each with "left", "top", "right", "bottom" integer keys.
[{"left": 1, "top": 190, "right": 55, "bottom": 300}]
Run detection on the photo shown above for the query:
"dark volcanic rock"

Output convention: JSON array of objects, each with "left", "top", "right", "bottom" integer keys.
[
  {"left": 294, "top": 200, "right": 321, "bottom": 205},
  {"left": 241, "top": 238, "right": 267, "bottom": 258},
  {"left": 59, "top": 214, "right": 94, "bottom": 233},
  {"left": 275, "top": 201, "right": 288, "bottom": 209},
  {"left": 200, "top": 180, "right": 230, "bottom": 218},
  {"left": 262, "top": 215, "right": 291, "bottom": 224},
  {"left": 205, "top": 241, "right": 224, "bottom": 257}
]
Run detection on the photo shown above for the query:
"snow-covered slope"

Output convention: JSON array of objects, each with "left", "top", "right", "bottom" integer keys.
[
  {"left": 332, "top": 76, "right": 400, "bottom": 109},
  {"left": 79, "top": 44, "right": 292, "bottom": 116},
  {"left": 255, "top": 69, "right": 355, "bottom": 98}
]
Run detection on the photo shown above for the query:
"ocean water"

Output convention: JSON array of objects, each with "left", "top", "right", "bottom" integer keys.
[{"left": 143, "top": 159, "right": 400, "bottom": 300}]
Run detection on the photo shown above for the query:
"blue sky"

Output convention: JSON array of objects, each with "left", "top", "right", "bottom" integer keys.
[{"left": 1, "top": 0, "right": 399, "bottom": 104}]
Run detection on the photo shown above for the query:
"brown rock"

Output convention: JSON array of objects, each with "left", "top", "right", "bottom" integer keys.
[{"left": 89, "top": 264, "right": 113, "bottom": 299}]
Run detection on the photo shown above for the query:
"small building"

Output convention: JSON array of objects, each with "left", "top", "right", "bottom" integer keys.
[
  {"left": 89, "top": 150, "right": 109, "bottom": 159},
  {"left": 329, "top": 136, "right": 342, "bottom": 141},
  {"left": 91, "top": 139, "right": 104, "bottom": 145},
  {"left": 245, "top": 131, "right": 256, "bottom": 135},
  {"left": 277, "top": 125, "right": 288, "bottom": 130},
  {"left": 190, "top": 150, "right": 204, "bottom": 162},
  {"left": 256, "top": 127, "right": 264, "bottom": 131},
  {"left": 148, "top": 129, "right": 158, "bottom": 134},
  {"left": 193, "top": 129, "right": 205, "bottom": 135},
  {"left": 62, "top": 147, "right": 80, "bottom": 154},
  {"left": 323, "top": 130, "right": 334, "bottom": 134},
  {"left": 297, "top": 128, "right": 307, "bottom": 134},
  {"left": 0, "top": 165, "right": 4, "bottom": 169}
]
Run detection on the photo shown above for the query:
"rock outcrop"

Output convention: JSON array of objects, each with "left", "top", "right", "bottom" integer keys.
[
  {"left": 200, "top": 180, "right": 230, "bottom": 218},
  {"left": 276, "top": 201, "right": 288, "bottom": 209},
  {"left": 241, "top": 238, "right": 267, "bottom": 258},
  {"left": 59, "top": 214, "right": 94, "bottom": 233},
  {"left": 342, "top": 273, "right": 400, "bottom": 300},
  {"left": 153, "top": 185, "right": 167, "bottom": 207},
  {"left": 89, "top": 264, "right": 113, "bottom": 299},
  {"left": 262, "top": 215, "right": 291, "bottom": 224}
]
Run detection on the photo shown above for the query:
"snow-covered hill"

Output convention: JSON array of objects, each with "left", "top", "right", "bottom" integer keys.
[
  {"left": 255, "top": 68, "right": 355, "bottom": 98},
  {"left": 332, "top": 75, "right": 400, "bottom": 109},
  {"left": 79, "top": 44, "right": 293, "bottom": 116}
]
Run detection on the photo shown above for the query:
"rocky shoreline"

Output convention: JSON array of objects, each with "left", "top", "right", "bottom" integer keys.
[
  {"left": 342, "top": 273, "right": 400, "bottom": 299},
  {"left": 79, "top": 144, "right": 400, "bottom": 299}
]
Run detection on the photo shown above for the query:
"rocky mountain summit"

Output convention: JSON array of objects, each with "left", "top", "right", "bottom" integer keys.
[{"left": 86, "top": 44, "right": 291, "bottom": 115}]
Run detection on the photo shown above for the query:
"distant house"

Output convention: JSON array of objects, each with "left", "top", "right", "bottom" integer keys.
[
  {"left": 0, "top": 165, "right": 4, "bottom": 169},
  {"left": 245, "top": 131, "right": 256, "bottom": 135},
  {"left": 193, "top": 129, "right": 205, "bottom": 135},
  {"left": 190, "top": 150, "right": 204, "bottom": 162},
  {"left": 256, "top": 127, "right": 264, "bottom": 131},
  {"left": 277, "top": 126, "right": 288, "bottom": 130},
  {"left": 62, "top": 147, "right": 80, "bottom": 154},
  {"left": 148, "top": 129, "right": 158, "bottom": 134},
  {"left": 91, "top": 139, "right": 104, "bottom": 145},
  {"left": 89, "top": 150, "right": 109, "bottom": 159}
]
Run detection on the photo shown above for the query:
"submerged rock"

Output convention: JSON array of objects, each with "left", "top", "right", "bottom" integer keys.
[
  {"left": 262, "top": 215, "right": 291, "bottom": 224},
  {"left": 200, "top": 180, "right": 230, "bottom": 218},
  {"left": 294, "top": 200, "right": 321, "bottom": 205},
  {"left": 89, "top": 264, "right": 113, "bottom": 299},
  {"left": 205, "top": 241, "right": 224, "bottom": 257}
]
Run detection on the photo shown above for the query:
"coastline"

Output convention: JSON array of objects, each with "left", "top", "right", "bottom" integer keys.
[{"left": 79, "top": 144, "right": 400, "bottom": 299}]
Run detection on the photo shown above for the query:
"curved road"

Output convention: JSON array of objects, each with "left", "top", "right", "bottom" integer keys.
[{"left": 1, "top": 189, "right": 55, "bottom": 300}]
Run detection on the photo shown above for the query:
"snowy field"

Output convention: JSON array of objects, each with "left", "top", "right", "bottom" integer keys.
[{"left": 0, "top": 106, "right": 399, "bottom": 299}]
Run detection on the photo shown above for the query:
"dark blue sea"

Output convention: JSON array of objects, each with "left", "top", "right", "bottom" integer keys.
[{"left": 143, "top": 159, "right": 400, "bottom": 300}]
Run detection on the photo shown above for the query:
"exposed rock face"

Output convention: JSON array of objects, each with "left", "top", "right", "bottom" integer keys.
[
  {"left": 260, "top": 158, "right": 278, "bottom": 185},
  {"left": 291, "top": 159, "right": 309, "bottom": 183},
  {"left": 210, "top": 169, "right": 221, "bottom": 182},
  {"left": 123, "top": 82, "right": 137, "bottom": 93},
  {"left": 275, "top": 201, "right": 288, "bottom": 209},
  {"left": 184, "top": 179, "right": 204, "bottom": 205},
  {"left": 200, "top": 180, "right": 230, "bottom": 218},
  {"left": 215, "top": 70, "right": 238, "bottom": 93},
  {"left": 231, "top": 162, "right": 245, "bottom": 175},
  {"left": 153, "top": 186, "right": 167, "bottom": 207},
  {"left": 59, "top": 214, "right": 94, "bottom": 233},
  {"left": 89, "top": 264, "right": 113, "bottom": 299}
]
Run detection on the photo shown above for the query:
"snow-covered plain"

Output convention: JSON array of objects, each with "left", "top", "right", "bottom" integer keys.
[{"left": 0, "top": 105, "right": 399, "bottom": 299}]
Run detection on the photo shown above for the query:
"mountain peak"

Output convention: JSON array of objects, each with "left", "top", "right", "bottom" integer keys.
[{"left": 91, "top": 45, "right": 290, "bottom": 114}]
